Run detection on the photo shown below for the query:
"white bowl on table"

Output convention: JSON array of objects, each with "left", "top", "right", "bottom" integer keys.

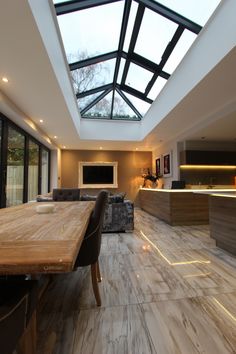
[{"left": 36, "top": 203, "right": 55, "bottom": 214}]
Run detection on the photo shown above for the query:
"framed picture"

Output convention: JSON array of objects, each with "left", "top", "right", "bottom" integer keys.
[
  {"left": 155, "top": 157, "right": 161, "bottom": 177},
  {"left": 163, "top": 151, "right": 172, "bottom": 177}
]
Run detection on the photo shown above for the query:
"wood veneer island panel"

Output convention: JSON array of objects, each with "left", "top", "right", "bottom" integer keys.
[
  {"left": 139, "top": 189, "right": 209, "bottom": 225},
  {"left": 209, "top": 195, "right": 236, "bottom": 255}
]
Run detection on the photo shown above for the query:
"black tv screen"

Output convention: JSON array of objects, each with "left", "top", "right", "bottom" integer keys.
[{"left": 83, "top": 165, "right": 114, "bottom": 184}]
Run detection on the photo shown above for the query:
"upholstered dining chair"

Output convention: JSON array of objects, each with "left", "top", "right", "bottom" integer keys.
[
  {"left": 0, "top": 279, "right": 38, "bottom": 354},
  {"left": 74, "top": 190, "right": 108, "bottom": 306},
  {"left": 52, "top": 188, "right": 80, "bottom": 201}
]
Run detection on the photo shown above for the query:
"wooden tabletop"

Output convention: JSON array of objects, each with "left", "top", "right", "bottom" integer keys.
[{"left": 0, "top": 201, "right": 94, "bottom": 275}]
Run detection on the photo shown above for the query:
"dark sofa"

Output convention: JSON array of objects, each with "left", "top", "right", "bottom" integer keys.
[
  {"left": 80, "top": 193, "right": 134, "bottom": 232},
  {"left": 37, "top": 190, "right": 134, "bottom": 233}
]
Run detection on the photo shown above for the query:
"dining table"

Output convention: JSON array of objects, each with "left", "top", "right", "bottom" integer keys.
[
  {"left": 0, "top": 201, "right": 95, "bottom": 275},
  {"left": 0, "top": 201, "right": 95, "bottom": 354}
]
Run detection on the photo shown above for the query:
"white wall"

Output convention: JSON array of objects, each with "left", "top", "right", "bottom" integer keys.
[
  {"left": 50, "top": 148, "right": 61, "bottom": 190},
  {"left": 153, "top": 139, "right": 236, "bottom": 189},
  {"left": 152, "top": 140, "right": 180, "bottom": 189},
  {"left": 0, "top": 90, "right": 53, "bottom": 149},
  {"left": 142, "top": 0, "right": 236, "bottom": 139}
]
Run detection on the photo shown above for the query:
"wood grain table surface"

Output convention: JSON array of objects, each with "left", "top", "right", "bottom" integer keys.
[{"left": 0, "top": 201, "right": 94, "bottom": 275}]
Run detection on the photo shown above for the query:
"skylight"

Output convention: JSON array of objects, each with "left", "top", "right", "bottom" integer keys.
[{"left": 54, "top": 0, "right": 221, "bottom": 121}]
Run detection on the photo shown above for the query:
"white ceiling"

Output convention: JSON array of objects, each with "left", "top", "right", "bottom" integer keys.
[{"left": 0, "top": 0, "right": 235, "bottom": 152}]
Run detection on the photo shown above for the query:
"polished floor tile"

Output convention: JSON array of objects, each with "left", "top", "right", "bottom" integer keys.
[
  {"left": 142, "top": 295, "right": 236, "bottom": 354},
  {"left": 37, "top": 209, "right": 236, "bottom": 354}
]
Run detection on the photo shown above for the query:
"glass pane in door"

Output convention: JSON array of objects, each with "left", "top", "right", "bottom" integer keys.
[
  {"left": 6, "top": 127, "right": 25, "bottom": 207},
  {"left": 0, "top": 120, "right": 2, "bottom": 166},
  {"left": 41, "top": 149, "right": 49, "bottom": 194},
  {"left": 28, "top": 140, "right": 39, "bottom": 201}
]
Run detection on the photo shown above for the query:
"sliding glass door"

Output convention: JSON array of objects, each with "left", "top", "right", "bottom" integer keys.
[
  {"left": 0, "top": 113, "right": 50, "bottom": 208},
  {"left": 6, "top": 127, "right": 25, "bottom": 207}
]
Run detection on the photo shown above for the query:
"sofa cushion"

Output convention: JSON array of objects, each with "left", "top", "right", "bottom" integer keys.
[
  {"left": 108, "top": 192, "right": 126, "bottom": 203},
  {"left": 53, "top": 188, "right": 80, "bottom": 201},
  {"left": 80, "top": 195, "right": 97, "bottom": 201},
  {"left": 81, "top": 192, "right": 126, "bottom": 203}
]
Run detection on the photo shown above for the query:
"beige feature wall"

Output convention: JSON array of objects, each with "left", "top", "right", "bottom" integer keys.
[{"left": 61, "top": 150, "right": 152, "bottom": 205}]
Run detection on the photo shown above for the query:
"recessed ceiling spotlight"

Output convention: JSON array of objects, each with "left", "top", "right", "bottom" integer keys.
[
  {"left": 39, "top": 119, "right": 43, "bottom": 123},
  {"left": 63, "top": 145, "right": 66, "bottom": 149},
  {"left": 135, "top": 148, "right": 139, "bottom": 151},
  {"left": 2, "top": 77, "right": 8, "bottom": 83},
  {"left": 99, "top": 146, "right": 103, "bottom": 150},
  {"left": 54, "top": 135, "right": 57, "bottom": 139}
]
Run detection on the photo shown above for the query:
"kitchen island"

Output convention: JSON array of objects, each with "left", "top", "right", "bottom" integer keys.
[
  {"left": 209, "top": 193, "right": 236, "bottom": 255},
  {"left": 139, "top": 188, "right": 235, "bottom": 226}
]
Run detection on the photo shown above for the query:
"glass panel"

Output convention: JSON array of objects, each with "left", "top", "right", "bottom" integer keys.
[
  {"left": 126, "top": 63, "right": 153, "bottom": 93},
  {"left": 148, "top": 77, "right": 167, "bottom": 100},
  {"left": 163, "top": 30, "right": 197, "bottom": 74},
  {"left": 77, "top": 92, "right": 103, "bottom": 111},
  {"left": 6, "top": 127, "right": 25, "bottom": 207},
  {"left": 57, "top": 2, "right": 124, "bottom": 60},
  {"left": 113, "top": 91, "right": 139, "bottom": 120},
  {"left": 117, "top": 58, "right": 126, "bottom": 84},
  {"left": 154, "top": 0, "right": 221, "bottom": 26},
  {"left": 123, "top": 1, "right": 138, "bottom": 52},
  {"left": 135, "top": 9, "right": 178, "bottom": 64},
  {"left": 71, "top": 59, "right": 115, "bottom": 94},
  {"left": 83, "top": 91, "right": 113, "bottom": 118},
  {"left": 0, "top": 120, "right": 2, "bottom": 167},
  {"left": 41, "top": 149, "right": 49, "bottom": 195},
  {"left": 28, "top": 140, "right": 39, "bottom": 201},
  {"left": 123, "top": 92, "right": 151, "bottom": 116}
]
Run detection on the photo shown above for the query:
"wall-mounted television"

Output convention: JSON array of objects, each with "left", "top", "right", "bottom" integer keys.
[{"left": 78, "top": 161, "right": 118, "bottom": 188}]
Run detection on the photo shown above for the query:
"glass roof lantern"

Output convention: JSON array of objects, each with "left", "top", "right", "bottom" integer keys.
[{"left": 54, "top": 0, "right": 221, "bottom": 121}]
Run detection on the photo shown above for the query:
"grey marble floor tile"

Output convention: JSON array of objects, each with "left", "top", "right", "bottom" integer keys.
[
  {"left": 73, "top": 304, "right": 156, "bottom": 354},
  {"left": 37, "top": 209, "right": 236, "bottom": 354},
  {"left": 142, "top": 295, "right": 236, "bottom": 354}
]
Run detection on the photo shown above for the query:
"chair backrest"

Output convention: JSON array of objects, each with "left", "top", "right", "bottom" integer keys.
[
  {"left": 75, "top": 190, "right": 108, "bottom": 267},
  {"left": 53, "top": 188, "right": 80, "bottom": 201},
  {"left": 0, "top": 280, "right": 38, "bottom": 354}
]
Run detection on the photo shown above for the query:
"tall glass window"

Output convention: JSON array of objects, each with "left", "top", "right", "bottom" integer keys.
[
  {"left": 6, "top": 127, "right": 25, "bottom": 207},
  {"left": 0, "top": 120, "right": 2, "bottom": 166},
  {"left": 28, "top": 140, "right": 39, "bottom": 201},
  {"left": 41, "top": 149, "right": 49, "bottom": 194}
]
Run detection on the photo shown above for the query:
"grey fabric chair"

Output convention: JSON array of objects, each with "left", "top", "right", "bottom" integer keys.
[
  {"left": 0, "top": 279, "right": 39, "bottom": 354},
  {"left": 74, "top": 190, "right": 108, "bottom": 306},
  {"left": 52, "top": 188, "right": 80, "bottom": 201}
]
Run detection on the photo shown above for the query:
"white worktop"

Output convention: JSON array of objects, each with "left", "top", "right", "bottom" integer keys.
[
  {"left": 210, "top": 193, "right": 236, "bottom": 198},
  {"left": 140, "top": 188, "right": 236, "bottom": 194}
]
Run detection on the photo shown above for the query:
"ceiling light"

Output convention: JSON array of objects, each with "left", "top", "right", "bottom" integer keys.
[
  {"left": 39, "top": 119, "right": 43, "bottom": 123},
  {"left": 54, "top": 136, "right": 57, "bottom": 139},
  {"left": 63, "top": 146, "right": 66, "bottom": 149},
  {"left": 135, "top": 148, "right": 139, "bottom": 151},
  {"left": 99, "top": 147, "right": 103, "bottom": 150},
  {"left": 2, "top": 77, "right": 8, "bottom": 83}
]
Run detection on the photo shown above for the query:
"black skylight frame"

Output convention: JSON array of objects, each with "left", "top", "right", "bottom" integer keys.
[{"left": 55, "top": 0, "right": 202, "bottom": 120}]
